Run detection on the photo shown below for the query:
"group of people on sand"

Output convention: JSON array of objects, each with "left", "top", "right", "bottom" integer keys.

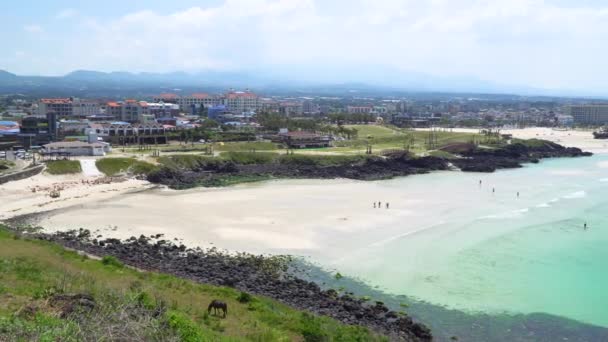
[{"left": 373, "top": 201, "right": 389, "bottom": 209}]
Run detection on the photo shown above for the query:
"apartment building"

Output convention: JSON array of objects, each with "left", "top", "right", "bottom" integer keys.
[
  {"left": 105, "top": 102, "right": 122, "bottom": 119},
  {"left": 566, "top": 105, "right": 608, "bottom": 125},
  {"left": 224, "top": 90, "right": 260, "bottom": 114},
  {"left": 37, "top": 98, "right": 73, "bottom": 118},
  {"left": 347, "top": 106, "right": 373, "bottom": 114},
  {"left": 279, "top": 102, "right": 303, "bottom": 116},
  {"left": 153, "top": 93, "right": 221, "bottom": 112},
  {"left": 72, "top": 99, "right": 101, "bottom": 117},
  {"left": 146, "top": 102, "right": 180, "bottom": 118}
]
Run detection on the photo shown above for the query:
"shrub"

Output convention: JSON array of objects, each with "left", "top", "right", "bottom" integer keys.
[
  {"left": 166, "top": 311, "right": 208, "bottom": 342},
  {"left": 299, "top": 313, "right": 328, "bottom": 342},
  {"left": 45, "top": 160, "right": 82, "bottom": 175},
  {"left": 101, "top": 256, "right": 124, "bottom": 268},
  {"left": 96, "top": 158, "right": 156, "bottom": 176},
  {"left": 237, "top": 291, "right": 253, "bottom": 303}
]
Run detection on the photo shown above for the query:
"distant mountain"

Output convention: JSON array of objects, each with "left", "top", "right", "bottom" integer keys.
[
  {"left": 0, "top": 68, "right": 599, "bottom": 99},
  {"left": 0, "top": 70, "right": 17, "bottom": 80}
]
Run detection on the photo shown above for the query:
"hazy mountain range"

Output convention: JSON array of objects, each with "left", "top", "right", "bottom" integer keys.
[{"left": 0, "top": 68, "right": 594, "bottom": 99}]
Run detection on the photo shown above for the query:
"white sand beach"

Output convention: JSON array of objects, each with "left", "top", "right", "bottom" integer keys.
[{"left": 0, "top": 172, "right": 151, "bottom": 221}]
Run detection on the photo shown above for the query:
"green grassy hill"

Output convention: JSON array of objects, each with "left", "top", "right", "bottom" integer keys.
[{"left": 0, "top": 226, "right": 386, "bottom": 341}]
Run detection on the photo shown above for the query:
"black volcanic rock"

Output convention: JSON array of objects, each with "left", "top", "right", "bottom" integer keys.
[{"left": 24, "top": 229, "right": 432, "bottom": 342}]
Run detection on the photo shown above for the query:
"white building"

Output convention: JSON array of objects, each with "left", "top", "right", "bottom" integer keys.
[
  {"left": 223, "top": 90, "right": 260, "bottom": 114},
  {"left": 72, "top": 99, "right": 101, "bottom": 117},
  {"left": 43, "top": 141, "right": 111, "bottom": 156}
]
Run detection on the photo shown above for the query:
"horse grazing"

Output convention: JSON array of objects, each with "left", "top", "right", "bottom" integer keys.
[{"left": 208, "top": 300, "right": 228, "bottom": 318}]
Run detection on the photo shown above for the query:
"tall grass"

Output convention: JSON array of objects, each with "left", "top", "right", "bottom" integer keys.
[
  {"left": 0, "top": 226, "right": 386, "bottom": 341},
  {"left": 95, "top": 158, "right": 156, "bottom": 176},
  {"left": 45, "top": 160, "right": 82, "bottom": 175}
]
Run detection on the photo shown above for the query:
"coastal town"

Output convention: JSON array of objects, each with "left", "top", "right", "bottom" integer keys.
[{"left": 4, "top": 1, "right": 608, "bottom": 341}]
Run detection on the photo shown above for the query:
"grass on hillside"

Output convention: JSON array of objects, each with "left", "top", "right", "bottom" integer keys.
[
  {"left": 95, "top": 158, "right": 156, "bottom": 176},
  {"left": 215, "top": 141, "right": 279, "bottom": 152},
  {"left": 344, "top": 125, "right": 401, "bottom": 138},
  {"left": 44, "top": 160, "right": 82, "bottom": 175},
  {"left": 334, "top": 126, "right": 485, "bottom": 154},
  {"left": 0, "top": 226, "right": 386, "bottom": 341}
]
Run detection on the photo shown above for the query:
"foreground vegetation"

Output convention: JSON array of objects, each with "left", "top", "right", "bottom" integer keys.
[
  {"left": 95, "top": 157, "right": 156, "bottom": 176},
  {"left": 0, "top": 160, "right": 15, "bottom": 174},
  {"left": 44, "top": 160, "right": 82, "bottom": 175},
  {"left": 0, "top": 226, "right": 385, "bottom": 341}
]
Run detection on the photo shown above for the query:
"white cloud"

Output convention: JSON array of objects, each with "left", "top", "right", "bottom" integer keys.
[
  {"left": 23, "top": 24, "right": 43, "bottom": 33},
  {"left": 56, "top": 8, "right": 78, "bottom": 20},
  {"left": 51, "top": 0, "right": 608, "bottom": 91}
]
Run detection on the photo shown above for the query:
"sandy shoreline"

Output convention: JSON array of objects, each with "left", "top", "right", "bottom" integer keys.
[
  {"left": 1, "top": 127, "right": 602, "bottom": 254},
  {"left": 0, "top": 172, "right": 152, "bottom": 222}
]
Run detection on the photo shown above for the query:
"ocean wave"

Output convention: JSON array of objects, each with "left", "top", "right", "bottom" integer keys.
[
  {"left": 536, "top": 203, "right": 551, "bottom": 208},
  {"left": 368, "top": 221, "right": 446, "bottom": 248},
  {"left": 480, "top": 208, "right": 529, "bottom": 219},
  {"left": 562, "top": 191, "right": 586, "bottom": 199}
]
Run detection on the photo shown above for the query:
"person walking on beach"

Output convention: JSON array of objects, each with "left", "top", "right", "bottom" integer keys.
[
  {"left": 492, "top": 188, "right": 495, "bottom": 194},
  {"left": 378, "top": 201, "right": 382, "bottom": 208},
  {"left": 373, "top": 202, "right": 376, "bottom": 208},
  {"left": 386, "top": 202, "right": 390, "bottom": 209},
  {"left": 517, "top": 192, "right": 520, "bottom": 198}
]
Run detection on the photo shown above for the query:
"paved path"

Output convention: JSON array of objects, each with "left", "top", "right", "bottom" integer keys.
[{"left": 79, "top": 159, "right": 103, "bottom": 177}]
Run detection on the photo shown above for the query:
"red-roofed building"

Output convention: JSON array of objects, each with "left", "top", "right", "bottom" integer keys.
[
  {"left": 105, "top": 102, "right": 122, "bottom": 120},
  {"left": 155, "top": 93, "right": 179, "bottom": 103},
  {"left": 224, "top": 90, "right": 260, "bottom": 114},
  {"left": 37, "top": 98, "right": 73, "bottom": 118}
]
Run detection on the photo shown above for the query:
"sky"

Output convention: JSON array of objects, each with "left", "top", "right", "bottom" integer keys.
[{"left": 2, "top": 0, "right": 608, "bottom": 93}]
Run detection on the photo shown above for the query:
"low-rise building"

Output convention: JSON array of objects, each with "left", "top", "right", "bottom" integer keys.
[
  {"left": 276, "top": 131, "right": 331, "bottom": 148},
  {"left": 42, "top": 141, "right": 111, "bottom": 156},
  {"left": 347, "top": 106, "right": 373, "bottom": 114}
]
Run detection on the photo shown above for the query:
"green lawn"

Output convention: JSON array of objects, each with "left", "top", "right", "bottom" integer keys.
[
  {"left": 215, "top": 141, "right": 279, "bottom": 152},
  {"left": 344, "top": 125, "right": 401, "bottom": 138},
  {"left": 45, "top": 160, "right": 82, "bottom": 175},
  {"left": 95, "top": 158, "right": 156, "bottom": 176},
  {"left": 0, "top": 226, "right": 386, "bottom": 341}
]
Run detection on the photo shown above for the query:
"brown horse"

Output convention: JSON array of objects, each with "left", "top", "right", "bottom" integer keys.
[{"left": 208, "top": 300, "right": 228, "bottom": 318}]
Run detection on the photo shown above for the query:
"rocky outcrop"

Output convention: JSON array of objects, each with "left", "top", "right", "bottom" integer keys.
[
  {"left": 147, "top": 140, "right": 591, "bottom": 188},
  {"left": 148, "top": 153, "right": 451, "bottom": 189},
  {"left": 32, "top": 229, "right": 432, "bottom": 342},
  {"left": 451, "top": 141, "right": 592, "bottom": 172}
]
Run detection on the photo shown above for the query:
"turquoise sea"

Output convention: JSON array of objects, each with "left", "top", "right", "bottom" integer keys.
[{"left": 311, "top": 154, "right": 608, "bottom": 340}]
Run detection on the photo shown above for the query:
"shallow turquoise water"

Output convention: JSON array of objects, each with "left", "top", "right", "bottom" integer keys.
[{"left": 332, "top": 154, "right": 608, "bottom": 329}]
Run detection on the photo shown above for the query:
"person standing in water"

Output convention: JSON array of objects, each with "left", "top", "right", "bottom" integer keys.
[
  {"left": 386, "top": 202, "right": 389, "bottom": 209},
  {"left": 517, "top": 192, "right": 520, "bottom": 198},
  {"left": 584, "top": 222, "right": 588, "bottom": 230},
  {"left": 492, "top": 188, "right": 495, "bottom": 194}
]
